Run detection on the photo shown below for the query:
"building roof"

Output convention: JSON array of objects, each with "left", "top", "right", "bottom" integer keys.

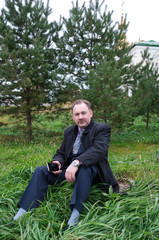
[{"left": 133, "top": 40, "right": 159, "bottom": 48}]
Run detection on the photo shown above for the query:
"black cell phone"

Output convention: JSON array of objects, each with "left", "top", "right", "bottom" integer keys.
[{"left": 47, "top": 162, "right": 59, "bottom": 172}]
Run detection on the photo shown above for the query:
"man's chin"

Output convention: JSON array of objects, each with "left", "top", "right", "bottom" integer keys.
[{"left": 78, "top": 122, "right": 88, "bottom": 128}]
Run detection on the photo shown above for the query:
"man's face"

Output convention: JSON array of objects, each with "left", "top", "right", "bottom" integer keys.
[{"left": 72, "top": 103, "right": 93, "bottom": 128}]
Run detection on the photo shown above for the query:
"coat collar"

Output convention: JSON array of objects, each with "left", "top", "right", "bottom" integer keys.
[
  {"left": 84, "top": 118, "right": 94, "bottom": 133},
  {"left": 73, "top": 118, "right": 94, "bottom": 134}
]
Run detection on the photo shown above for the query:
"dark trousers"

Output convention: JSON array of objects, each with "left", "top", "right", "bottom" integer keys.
[{"left": 18, "top": 165, "right": 99, "bottom": 213}]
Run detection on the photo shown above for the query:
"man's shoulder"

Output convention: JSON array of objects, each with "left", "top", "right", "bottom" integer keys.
[
  {"left": 93, "top": 122, "right": 111, "bottom": 130},
  {"left": 64, "top": 125, "right": 76, "bottom": 134}
]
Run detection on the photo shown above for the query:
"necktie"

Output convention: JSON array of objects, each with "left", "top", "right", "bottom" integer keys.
[{"left": 72, "top": 129, "right": 84, "bottom": 154}]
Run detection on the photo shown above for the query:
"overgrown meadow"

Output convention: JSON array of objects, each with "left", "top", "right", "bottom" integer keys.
[{"left": 0, "top": 113, "right": 159, "bottom": 240}]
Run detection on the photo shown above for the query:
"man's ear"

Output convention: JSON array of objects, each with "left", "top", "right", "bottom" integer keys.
[{"left": 90, "top": 110, "right": 93, "bottom": 117}]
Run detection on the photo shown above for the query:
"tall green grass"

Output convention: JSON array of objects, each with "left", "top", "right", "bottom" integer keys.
[{"left": 0, "top": 115, "right": 159, "bottom": 239}]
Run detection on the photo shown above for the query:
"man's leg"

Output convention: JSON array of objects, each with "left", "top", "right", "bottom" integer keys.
[
  {"left": 14, "top": 166, "right": 65, "bottom": 220},
  {"left": 67, "top": 165, "right": 98, "bottom": 227}
]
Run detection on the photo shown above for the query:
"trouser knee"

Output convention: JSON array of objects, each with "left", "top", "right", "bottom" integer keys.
[
  {"left": 76, "top": 166, "right": 97, "bottom": 182},
  {"left": 33, "top": 166, "right": 47, "bottom": 178}
]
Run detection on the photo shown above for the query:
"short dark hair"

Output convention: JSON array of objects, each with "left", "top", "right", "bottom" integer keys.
[{"left": 71, "top": 99, "right": 91, "bottom": 111}]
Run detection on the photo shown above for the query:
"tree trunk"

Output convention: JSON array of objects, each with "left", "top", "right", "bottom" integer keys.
[
  {"left": 103, "top": 109, "right": 107, "bottom": 123},
  {"left": 146, "top": 108, "right": 149, "bottom": 129},
  {"left": 26, "top": 97, "right": 32, "bottom": 141}
]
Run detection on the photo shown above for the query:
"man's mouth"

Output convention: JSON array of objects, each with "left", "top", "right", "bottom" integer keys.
[{"left": 79, "top": 121, "right": 85, "bottom": 124}]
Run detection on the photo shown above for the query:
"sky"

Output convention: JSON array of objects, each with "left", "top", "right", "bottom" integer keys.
[{"left": 0, "top": 0, "right": 159, "bottom": 44}]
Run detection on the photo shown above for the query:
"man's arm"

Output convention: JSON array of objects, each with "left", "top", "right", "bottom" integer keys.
[
  {"left": 66, "top": 124, "right": 111, "bottom": 182},
  {"left": 76, "top": 124, "right": 111, "bottom": 166},
  {"left": 65, "top": 160, "right": 82, "bottom": 183},
  {"left": 52, "top": 127, "right": 74, "bottom": 166}
]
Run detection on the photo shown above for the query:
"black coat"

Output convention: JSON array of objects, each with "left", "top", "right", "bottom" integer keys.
[{"left": 53, "top": 119, "right": 119, "bottom": 193}]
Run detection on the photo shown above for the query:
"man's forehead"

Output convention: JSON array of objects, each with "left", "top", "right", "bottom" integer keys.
[{"left": 72, "top": 103, "right": 89, "bottom": 112}]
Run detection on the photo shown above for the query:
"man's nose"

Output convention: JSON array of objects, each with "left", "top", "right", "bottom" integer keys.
[{"left": 79, "top": 113, "right": 83, "bottom": 118}]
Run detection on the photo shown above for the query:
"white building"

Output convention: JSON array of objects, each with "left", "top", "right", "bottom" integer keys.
[
  {"left": 129, "top": 40, "right": 159, "bottom": 71},
  {"left": 152, "top": 49, "right": 159, "bottom": 71},
  {"left": 125, "top": 40, "right": 159, "bottom": 96}
]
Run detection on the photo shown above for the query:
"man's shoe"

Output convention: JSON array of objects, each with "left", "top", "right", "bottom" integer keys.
[{"left": 64, "top": 223, "right": 77, "bottom": 231}]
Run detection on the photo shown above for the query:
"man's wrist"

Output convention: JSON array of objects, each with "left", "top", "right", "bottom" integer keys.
[{"left": 72, "top": 160, "right": 82, "bottom": 167}]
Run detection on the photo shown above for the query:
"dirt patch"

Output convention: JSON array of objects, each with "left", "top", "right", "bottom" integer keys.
[{"left": 118, "top": 180, "right": 130, "bottom": 193}]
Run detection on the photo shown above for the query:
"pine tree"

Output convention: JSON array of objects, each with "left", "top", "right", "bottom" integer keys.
[
  {"left": 83, "top": 14, "right": 133, "bottom": 127},
  {"left": 57, "top": 0, "right": 132, "bottom": 126},
  {"left": 57, "top": 0, "right": 117, "bottom": 85},
  {"left": 0, "top": 0, "right": 61, "bottom": 140},
  {"left": 130, "top": 50, "right": 159, "bottom": 128}
]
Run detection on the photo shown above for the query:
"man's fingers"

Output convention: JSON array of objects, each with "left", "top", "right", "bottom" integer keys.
[
  {"left": 65, "top": 171, "right": 75, "bottom": 183},
  {"left": 52, "top": 161, "right": 61, "bottom": 169},
  {"left": 52, "top": 170, "right": 62, "bottom": 175},
  {"left": 65, "top": 163, "right": 78, "bottom": 183}
]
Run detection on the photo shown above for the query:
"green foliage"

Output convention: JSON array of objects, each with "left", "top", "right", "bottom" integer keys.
[
  {"left": 60, "top": 0, "right": 133, "bottom": 127},
  {"left": 111, "top": 115, "right": 159, "bottom": 145},
  {"left": 63, "top": 182, "right": 159, "bottom": 239},
  {"left": 0, "top": 114, "right": 159, "bottom": 239},
  {"left": 129, "top": 49, "right": 159, "bottom": 128},
  {"left": 1, "top": 0, "right": 159, "bottom": 140},
  {"left": 82, "top": 56, "right": 131, "bottom": 128},
  {"left": 0, "top": 0, "right": 62, "bottom": 140},
  {"left": 58, "top": 0, "right": 132, "bottom": 105},
  {"left": 0, "top": 107, "right": 74, "bottom": 142}
]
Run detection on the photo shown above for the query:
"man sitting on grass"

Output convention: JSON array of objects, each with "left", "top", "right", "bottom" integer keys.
[{"left": 12, "top": 99, "right": 119, "bottom": 229}]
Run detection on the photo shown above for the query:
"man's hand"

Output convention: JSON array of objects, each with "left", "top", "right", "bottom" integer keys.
[
  {"left": 51, "top": 161, "right": 62, "bottom": 175},
  {"left": 65, "top": 160, "right": 79, "bottom": 183}
]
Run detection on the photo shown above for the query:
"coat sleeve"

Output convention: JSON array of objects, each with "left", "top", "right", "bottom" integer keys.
[
  {"left": 76, "top": 124, "right": 111, "bottom": 166},
  {"left": 52, "top": 139, "right": 65, "bottom": 165},
  {"left": 52, "top": 126, "right": 75, "bottom": 165},
  {"left": 52, "top": 128, "right": 68, "bottom": 165}
]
